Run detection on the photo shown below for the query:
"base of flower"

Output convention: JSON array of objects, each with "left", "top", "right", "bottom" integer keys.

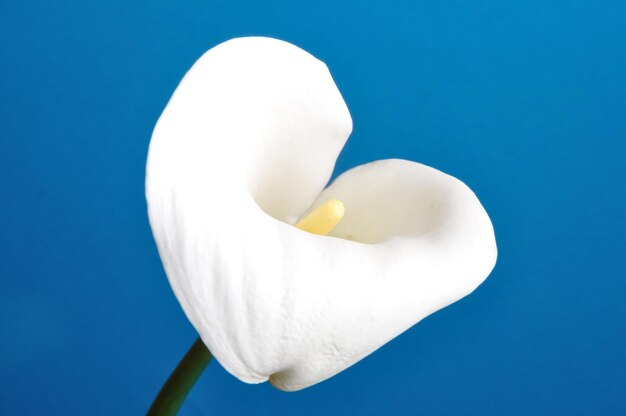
[{"left": 148, "top": 337, "right": 213, "bottom": 415}]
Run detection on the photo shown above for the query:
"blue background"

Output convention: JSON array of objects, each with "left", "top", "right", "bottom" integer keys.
[{"left": 1, "top": 1, "right": 625, "bottom": 414}]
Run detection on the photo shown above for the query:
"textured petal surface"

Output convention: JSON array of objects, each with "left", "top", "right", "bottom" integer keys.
[
  {"left": 266, "top": 159, "right": 497, "bottom": 390},
  {"left": 147, "top": 37, "right": 497, "bottom": 392},
  {"left": 146, "top": 36, "right": 352, "bottom": 384}
]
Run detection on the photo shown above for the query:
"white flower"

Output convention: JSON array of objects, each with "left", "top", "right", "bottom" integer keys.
[{"left": 146, "top": 37, "right": 497, "bottom": 391}]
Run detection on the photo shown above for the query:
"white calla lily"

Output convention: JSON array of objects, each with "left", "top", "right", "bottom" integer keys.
[{"left": 146, "top": 37, "right": 497, "bottom": 392}]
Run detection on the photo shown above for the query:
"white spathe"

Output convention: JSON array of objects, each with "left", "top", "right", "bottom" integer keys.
[{"left": 146, "top": 37, "right": 497, "bottom": 391}]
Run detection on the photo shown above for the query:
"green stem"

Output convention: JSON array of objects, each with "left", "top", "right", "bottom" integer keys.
[{"left": 148, "top": 337, "right": 213, "bottom": 416}]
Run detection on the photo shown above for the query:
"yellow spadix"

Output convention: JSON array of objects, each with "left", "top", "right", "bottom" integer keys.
[{"left": 295, "top": 199, "right": 345, "bottom": 236}]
